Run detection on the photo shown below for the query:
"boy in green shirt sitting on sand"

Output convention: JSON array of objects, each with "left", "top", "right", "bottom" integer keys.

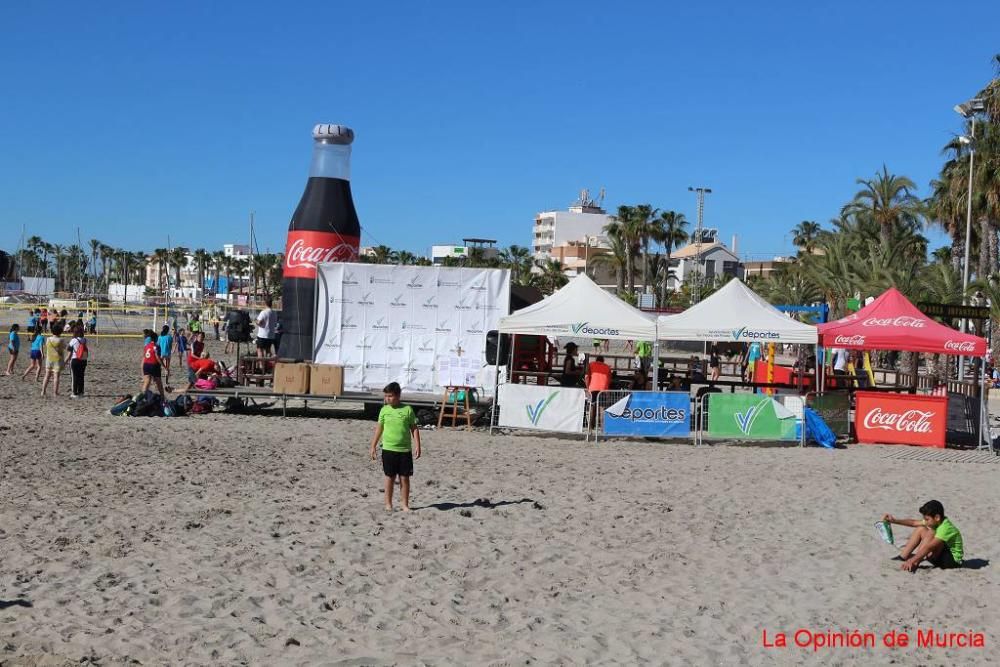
[
  {"left": 369, "top": 382, "right": 421, "bottom": 512},
  {"left": 883, "top": 499, "right": 964, "bottom": 572}
]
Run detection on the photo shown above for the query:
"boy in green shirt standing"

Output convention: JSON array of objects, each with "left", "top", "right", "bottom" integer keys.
[
  {"left": 883, "top": 499, "right": 964, "bottom": 572},
  {"left": 369, "top": 382, "right": 421, "bottom": 512}
]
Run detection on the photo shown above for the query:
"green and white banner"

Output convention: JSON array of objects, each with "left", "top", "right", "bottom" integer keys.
[
  {"left": 706, "top": 393, "right": 798, "bottom": 441},
  {"left": 498, "top": 384, "right": 586, "bottom": 433}
]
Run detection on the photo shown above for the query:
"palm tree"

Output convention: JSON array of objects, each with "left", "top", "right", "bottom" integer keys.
[
  {"left": 588, "top": 233, "right": 628, "bottom": 292},
  {"left": 252, "top": 253, "right": 273, "bottom": 295},
  {"left": 168, "top": 247, "right": 189, "bottom": 290},
  {"left": 535, "top": 259, "right": 568, "bottom": 295},
  {"left": 211, "top": 250, "right": 226, "bottom": 294},
  {"left": 499, "top": 245, "right": 533, "bottom": 285},
  {"left": 841, "top": 165, "right": 923, "bottom": 246},
  {"left": 791, "top": 220, "right": 822, "bottom": 255},
  {"left": 631, "top": 203, "right": 659, "bottom": 294},
  {"left": 395, "top": 250, "right": 418, "bottom": 266},
  {"left": 193, "top": 248, "right": 212, "bottom": 299},
  {"left": 150, "top": 248, "right": 169, "bottom": 291},
  {"left": 656, "top": 210, "right": 688, "bottom": 298},
  {"left": 88, "top": 239, "right": 101, "bottom": 292},
  {"left": 370, "top": 245, "right": 396, "bottom": 264},
  {"left": 604, "top": 205, "right": 644, "bottom": 294}
]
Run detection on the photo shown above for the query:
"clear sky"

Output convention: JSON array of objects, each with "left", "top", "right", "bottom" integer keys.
[{"left": 2, "top": 1, "right": 998, "bottom": 261}]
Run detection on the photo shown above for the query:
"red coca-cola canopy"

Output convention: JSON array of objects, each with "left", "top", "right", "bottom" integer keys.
[{"left": 817, "top": 288, "right": 987, "bottom": 356}]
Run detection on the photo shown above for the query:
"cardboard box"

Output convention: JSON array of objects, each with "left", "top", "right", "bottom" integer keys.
[
  {"left": 309, "top": 364, "right": 344, "bottom": 396},
  {"left": 273, "top": 362, "right": 310, "bottom": 395}
]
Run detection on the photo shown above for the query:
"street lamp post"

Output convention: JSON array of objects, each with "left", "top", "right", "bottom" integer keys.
[
  {"left": 954, "top": 98, "right": 985, "bottom": 382},
  {"left": 688, "top": 186, "right": 712, "bottom": 304}
]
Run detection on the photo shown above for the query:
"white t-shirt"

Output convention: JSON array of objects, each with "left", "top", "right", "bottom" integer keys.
[
  {"left": 832, "top": 348, "right": 847, "bottom": 371},
  {"left": 256, "top": 308, "right": 277, "bottom": 340},
  {"left": 68, "top": 336, "right": 89, "bottom": 361}
]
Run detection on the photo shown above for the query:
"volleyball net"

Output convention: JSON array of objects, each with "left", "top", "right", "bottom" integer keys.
[{"left": 0, "top": 302, "right": 231, "bottom": 339}]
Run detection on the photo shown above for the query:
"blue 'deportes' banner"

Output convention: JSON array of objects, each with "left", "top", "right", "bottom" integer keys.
[{"left": 603, "top": 392, "right": 691, "bottom": 437}]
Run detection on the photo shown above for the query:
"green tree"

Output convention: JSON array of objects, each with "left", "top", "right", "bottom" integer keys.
[
  {"left": 791, "top": 220, "right": 822, "bottom": 255},
  {"left": 841, "top": 165, "right": 923, "bottom": 247}
]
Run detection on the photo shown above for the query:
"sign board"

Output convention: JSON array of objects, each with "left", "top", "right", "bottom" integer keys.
[
  {"left": 918, "top": 302, "right": 991, "bottom": 321},
  {"left": 854, "top": 391, "right": 947, "bottom": 447},
  {"left": 498, "top": 383, "right": 586, "bottom": 433},
  {"left": 313, "top": 263, "right": 510, "bottom": 393},
  {"left": 603, "top": 392, "right": 690, "bottom": 437},
  {"left": 706, "top": 393, "right": 797, "bottom": 441},
  {"left": 437, "top": 355, "right": 481, "bottom": 387}
]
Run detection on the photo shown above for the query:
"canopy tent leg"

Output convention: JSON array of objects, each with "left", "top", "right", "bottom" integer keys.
[
  {"left": 979, "top": 355, "right": 992, "bottom": 453},
  {"left": 652, "top": 339, "right": 660, "bottom": 391}
]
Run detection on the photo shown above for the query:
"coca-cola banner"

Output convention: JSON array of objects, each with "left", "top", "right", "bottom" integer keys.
[
  {"left": 312, "top": 263, "right": 510, "bottom": 393},
  {"left": 854, "top": 391, "right": 947, "bottom": 448}
]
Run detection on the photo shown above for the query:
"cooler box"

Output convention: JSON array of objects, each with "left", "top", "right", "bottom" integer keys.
[
  {"left": 273, "top": 362, "right": 310, "bottom": 394},
  {"left": 309, "top": 364, "right": 344, "bottom": 396}
]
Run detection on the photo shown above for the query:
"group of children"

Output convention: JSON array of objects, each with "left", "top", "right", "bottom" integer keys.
[
  {"left": 140, "top": 324, "right": 223, "bottom": 399},
  {"left": 5, "top": 319, "right": 89, "bottom": 398}
]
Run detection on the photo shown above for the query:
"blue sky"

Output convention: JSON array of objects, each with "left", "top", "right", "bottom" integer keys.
[{"left": 1, "top": 1, "right": 998, "bottom": 261}]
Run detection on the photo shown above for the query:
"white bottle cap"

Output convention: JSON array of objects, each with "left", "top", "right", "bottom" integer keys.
[{"left": 312, "top": 124, "right": 354, "bottom": 144}]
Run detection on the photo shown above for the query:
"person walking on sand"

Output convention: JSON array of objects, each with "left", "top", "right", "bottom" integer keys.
[
  {"left": 141, "top": 328, "right": 167, "bottom": 397},
  {"left": 883, "top": 500, "right": 964, "bottom": 572},
  {"left": 40, "top": 322, "right": 67, "bottom": 397},
  {"left": 255, "top": 297, "right": 277, "bottom": 358},
  {"left": 21, "top": 327, "right": 44, "bottom": 382},
  {"left": 5, "top": 323, "right": 20, "bottom": 375},
  {"left": 157, "top": 324, "right": 173, "bottom": 385},
  {"left": 369, "top": 382, "right": 421, "bottom": 512},
  {"left": 67, "top": 324, "right": 89, "bottom": 398}
]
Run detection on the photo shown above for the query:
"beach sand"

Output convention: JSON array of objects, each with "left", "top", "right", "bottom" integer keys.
[{"left": 1, "top": 337, "right": 998, "bottom": 664}]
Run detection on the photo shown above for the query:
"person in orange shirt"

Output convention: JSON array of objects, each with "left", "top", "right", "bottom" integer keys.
[{"left": 586, "top": 355, "right": 613, "bottom": 428}]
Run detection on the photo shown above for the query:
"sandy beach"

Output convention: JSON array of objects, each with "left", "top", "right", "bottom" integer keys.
[{"left": 1, "top": 337, "right": 998, "bottom": 665}]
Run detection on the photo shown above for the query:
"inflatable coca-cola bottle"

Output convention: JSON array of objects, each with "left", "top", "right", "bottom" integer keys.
[{"left": 279, "top": 124, "right": 361, "bottom": 361}]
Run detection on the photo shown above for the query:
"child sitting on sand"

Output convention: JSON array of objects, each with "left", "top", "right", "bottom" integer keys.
[
  {"left": 369, "top": 382, "right": 421, "bottom": 512},
  {"left": 883, "top": 500, "right": 963, "bottom": 572}
]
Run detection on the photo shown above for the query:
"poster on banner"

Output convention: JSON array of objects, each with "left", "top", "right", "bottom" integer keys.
[
  {"left": 707, "top": 393, "right": 797, "bottom": 441},
  {"left": 313, "top": 263, "right": 510, "bottom": 392},
  {"left": 498, "top": 384, "right": 586, "bottom": 433},
  {"left": 603, "top": 392, "right": 691, "bottom": 437},
  {"left": 437, "top": 355, "right": 481, "bottom": 387}
]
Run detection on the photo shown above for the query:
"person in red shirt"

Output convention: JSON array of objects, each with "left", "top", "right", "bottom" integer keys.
[
  {"left": 586, "top": 355, "right": 613, "bottom": 427},
  {"left": 141, "top": 328, "right": 166, "bottom": 396},
  {"left": 185, "top": 352, "right": 221, "bottom": 392}
]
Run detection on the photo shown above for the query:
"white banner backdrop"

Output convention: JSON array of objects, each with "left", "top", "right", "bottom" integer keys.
[
  {"left": 497, "top": 383, "right": 586, "bottom": 434},
  {"left": 313, "top": 263, "right": 510, "bottom": 393}
]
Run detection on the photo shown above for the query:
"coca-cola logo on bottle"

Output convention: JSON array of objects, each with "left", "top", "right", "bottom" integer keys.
[
  {"left": 833, "top": 334, "right": 866, "bottom": 345},
  {"left": 943, "top": 339, "right": 977, "bottom": 352},
  {"left": 862, "top": 408, "right": 934, "bottom": 433},
  {"left": 283, "top": 231, "right": 359, "bottom": 279},
  {"left": 861, "top": 316, "right": 925, "bottom": 328}
]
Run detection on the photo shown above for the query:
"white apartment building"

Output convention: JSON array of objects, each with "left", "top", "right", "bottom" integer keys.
[{"left": 533, "top": 196, "right": 612, "bottom": 261}]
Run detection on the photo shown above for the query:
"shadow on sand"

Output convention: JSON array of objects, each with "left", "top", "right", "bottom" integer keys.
[
  {"left": 419, "top": 498, "right": 538, "bottom": 511},
  {"left": 0, "top": 599, "right": 32, "bottom": 610}
]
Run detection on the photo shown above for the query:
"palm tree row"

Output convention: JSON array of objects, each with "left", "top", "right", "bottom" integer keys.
[
  {"left": 590, "top": 205, "right": 690, "bottom": 306},
  {"left": 14, "top": 237, "right": 284, "bottom": 298}
]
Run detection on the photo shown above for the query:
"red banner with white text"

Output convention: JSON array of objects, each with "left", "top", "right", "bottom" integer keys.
[{"left": 854, "top": 391, "right": 947, "bottom": 448}]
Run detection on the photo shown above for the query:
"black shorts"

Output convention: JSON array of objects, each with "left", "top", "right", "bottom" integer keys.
[
  {"left": 381, "top": 450, "right": 413, "bottom": 477},
  {"left": 930, "top": 547, "right": 960, "bottom": 569},
  {"left": 143, "top": 362, "right": 161, "bottom": 378},
  {"left": 256, "top": 338, "right": 273, "bottom": 353}
]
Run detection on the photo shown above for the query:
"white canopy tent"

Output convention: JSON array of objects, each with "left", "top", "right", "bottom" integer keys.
[
  {"left": 498, "top": 273, "right": 657, "bottom": 340},
  {"left": 656, "top": 279, "right": 818, "bottom": 344}
]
